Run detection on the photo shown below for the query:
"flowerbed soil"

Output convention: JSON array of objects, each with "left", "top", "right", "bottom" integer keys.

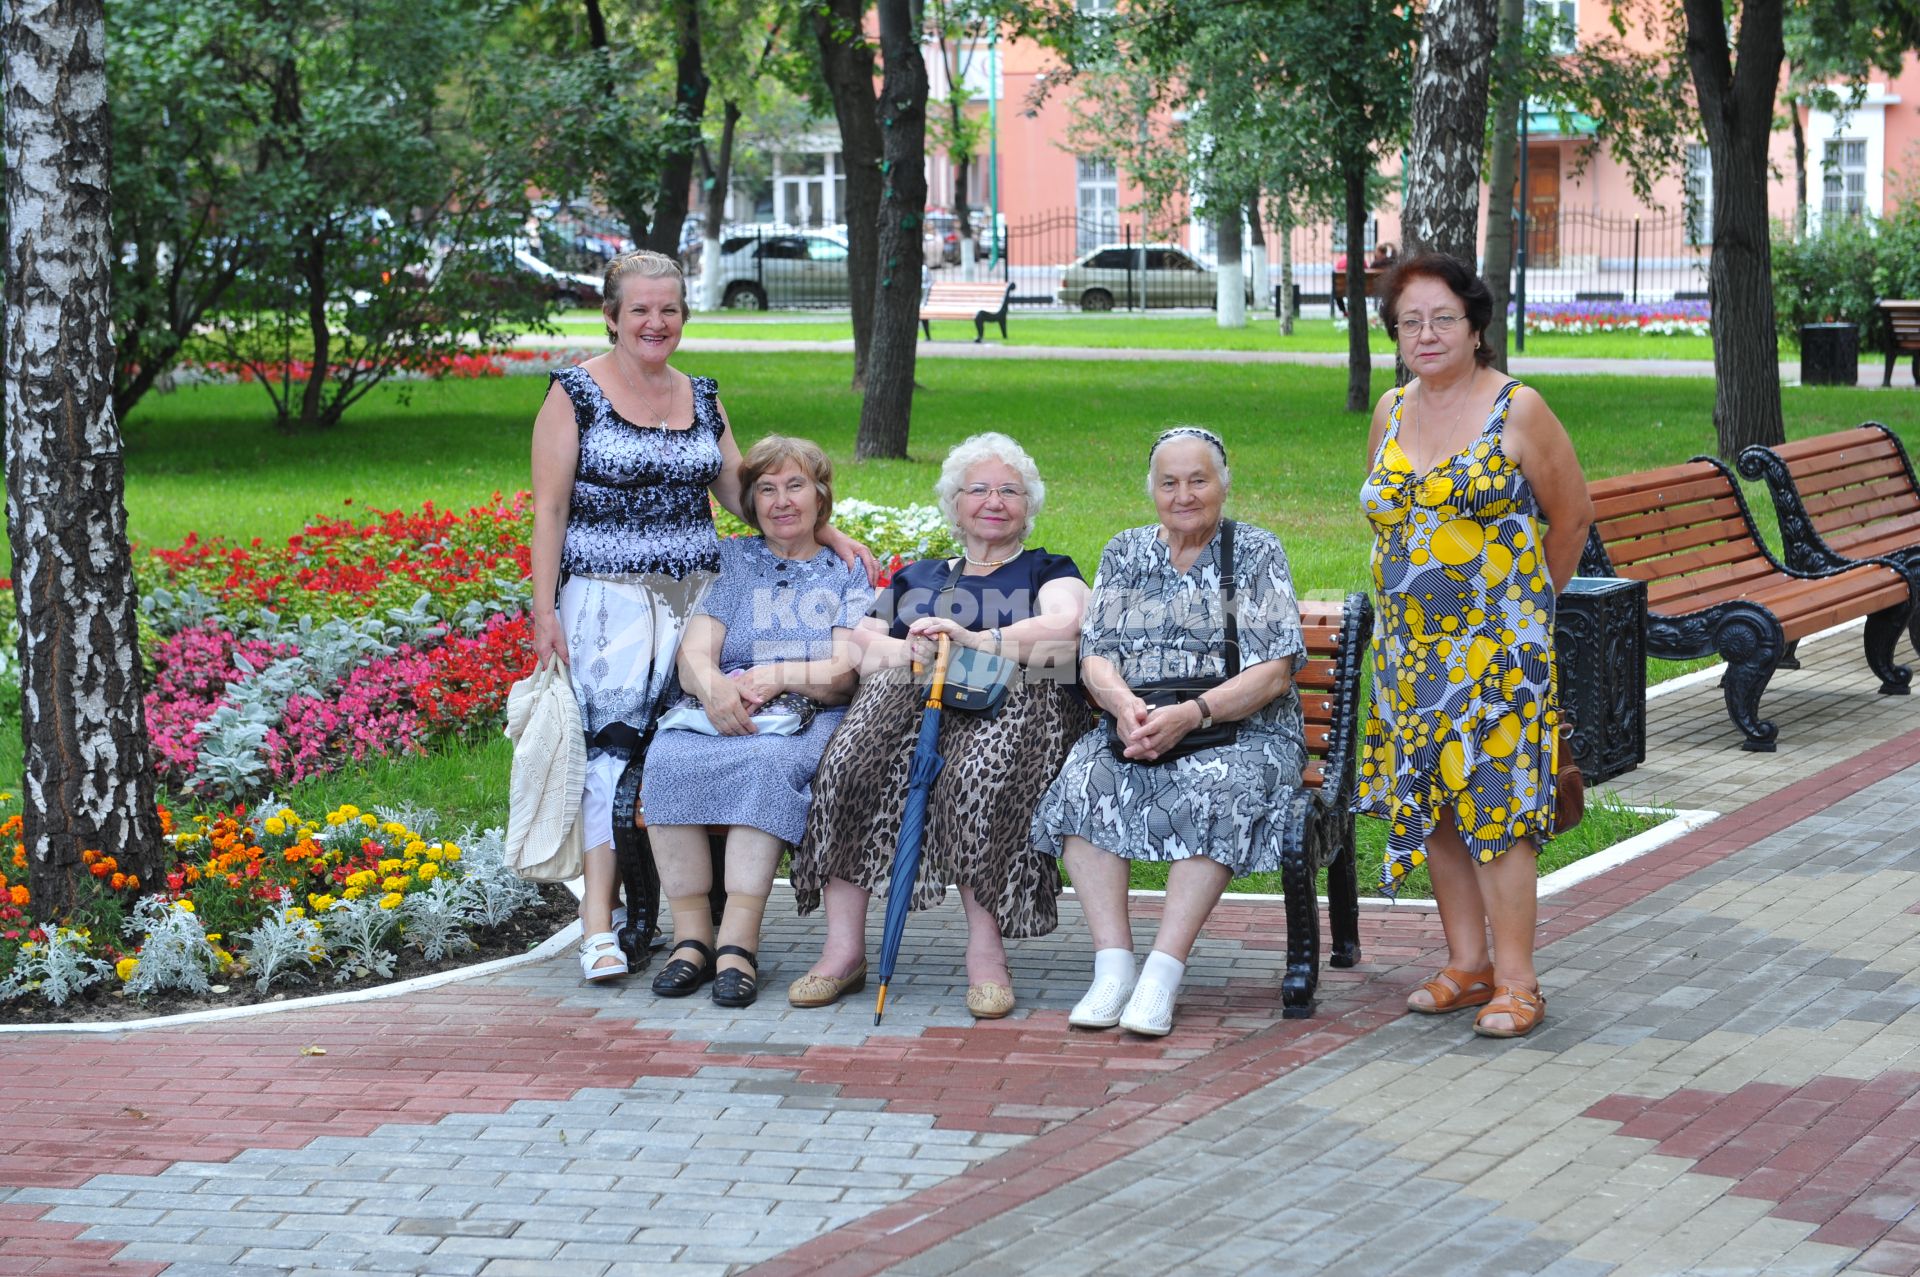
[{"left": 0, "top": 880, "right": 577, "bottom": 1027}]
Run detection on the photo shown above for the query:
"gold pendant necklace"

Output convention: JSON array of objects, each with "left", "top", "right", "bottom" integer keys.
[{"left": 613, "top": 354, "right": 675, "bottom": 429}]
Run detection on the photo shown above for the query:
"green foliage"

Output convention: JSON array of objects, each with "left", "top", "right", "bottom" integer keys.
[{"left": 1772, "top": 205, "right": 1920, "bottom": 351}]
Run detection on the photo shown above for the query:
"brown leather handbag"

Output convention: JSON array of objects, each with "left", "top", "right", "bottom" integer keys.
[{"left": 1552, "top": 721, "right": 1585, "bottom": 835}]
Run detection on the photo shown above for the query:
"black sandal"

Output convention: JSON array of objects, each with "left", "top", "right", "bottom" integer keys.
[
  {"left": 651, "top": 939, "right": 715, "bottom": 997},
  {"left": 711, "top": 945, "right": 760, "bottom": 1009}
]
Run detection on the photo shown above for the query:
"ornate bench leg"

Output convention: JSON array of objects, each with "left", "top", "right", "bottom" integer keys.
[
  {"left": 1324, "top": 813, "right": 1361, "bottom": 971},
  {"left": 1712, "top": 611, "right": 1781, "bottom": 752},
  {"left": 1865, "top": 603, "right": 1914, "bottom": 695},
  {"left": 1280, "top": 822, "right": 1319, "bottom": 1020},
  {"left": 611, "top": 755, "right": 662, "bottom": 970},
  {"left": 1776, "top": 639, "right": 1800, "bottom": 672},
  {"left": 708, "top": 832, "right": 729, "bottom": 926}
]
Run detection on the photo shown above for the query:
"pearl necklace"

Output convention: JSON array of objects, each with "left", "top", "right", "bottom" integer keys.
[{"left": 964, "top": 548, "right": 1024, "bottom": 569}]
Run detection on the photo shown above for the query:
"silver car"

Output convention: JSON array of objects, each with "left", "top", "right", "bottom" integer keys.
[
  {"left": 1057, "top": 242, "right": 1250, "bottom": 310},
  {"left": 708, "top": 231, "right": 851, "bottom": 309}
]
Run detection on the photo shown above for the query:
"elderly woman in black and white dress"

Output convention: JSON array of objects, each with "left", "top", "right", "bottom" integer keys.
[{"left": 1033, "top": 428, "right": 1307, "bottom": 1036}]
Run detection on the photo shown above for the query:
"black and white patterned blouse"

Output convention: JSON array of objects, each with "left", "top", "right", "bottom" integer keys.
[{"left": 552, "top": 365, "right": 724, "bottom": 579}]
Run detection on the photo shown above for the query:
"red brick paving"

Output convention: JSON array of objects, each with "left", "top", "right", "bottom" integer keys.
[
  {"left": 1583, "top": 1071, "right": 1920, "bottom": 1255},
  {"left": 6, "top": 725, "right": 1920, "bottom": 1276},
  {"left": 0, "top": 1203, "right": 162, "bottom": 1276}
]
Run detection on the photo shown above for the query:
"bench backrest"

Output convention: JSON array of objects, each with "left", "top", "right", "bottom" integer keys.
[
  {"left": 1760, "top": 424, "right": 1920, "bottom": 542},
  {"left": 1294, "top": 594, "right": 1372, "bottom": 798},
  {"left": 1586, "top": 458, "right": 1778, "bottom": 611},
  {"left": 1880, "top": 300, "right": 1920, "bottom": 347},
  {"left": 924, "top": 282, "right": 1012, "bottom": 305}
]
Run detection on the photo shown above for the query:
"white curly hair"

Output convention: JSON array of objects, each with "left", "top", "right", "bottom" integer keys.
[{"left": 934, "top": 432, "right": 1047, "bottom": 541}]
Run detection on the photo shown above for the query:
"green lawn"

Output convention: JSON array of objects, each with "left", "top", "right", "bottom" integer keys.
[{"left": 547, "top": 310, "right": 1720, "bottom": 361}]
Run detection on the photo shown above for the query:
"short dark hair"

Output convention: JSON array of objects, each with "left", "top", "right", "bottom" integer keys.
[{"left": 1381, "top": 251, "right": 1497, "bottom": 367}]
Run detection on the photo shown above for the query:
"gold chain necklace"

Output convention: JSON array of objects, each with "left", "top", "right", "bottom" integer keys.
[
  {"left": 612, "top": 354, "right": 676, "bottom": 429},
  {"left": 1412, "top": 369, "right": 1480, "bottom": 473}
]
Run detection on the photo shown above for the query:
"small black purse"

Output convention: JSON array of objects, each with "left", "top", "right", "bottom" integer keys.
[
  {"left": 1105, "top": 519, "right": 1240, "bottom": 765},
  {"left": 926, "top": 558, "right": 1016, "bottom": 716}
]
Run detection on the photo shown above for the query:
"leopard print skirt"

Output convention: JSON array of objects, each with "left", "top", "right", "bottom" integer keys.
[{"left": 793, "top": 666, "right": 1095, "bottom": 939}]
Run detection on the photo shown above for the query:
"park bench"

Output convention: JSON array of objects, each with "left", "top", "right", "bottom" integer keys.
[
  {"left": 1738, "top": 423, "right": 1920, "bottom": 652},
  {"left": 1581, "top": 456, "right": 1916, "bottom": 752},
  {"left": 1875, "top": 300, "right": 1920, "bottom": 386},
  {"left": 1275, "top": 592, "right": 1373, "bottom": 1018},
  {"left": 919, "top": 280, "right": 1014, "bottom": 342},
  {"left": 1328, "top": 267, "right": 1386, "bottom": 317}
]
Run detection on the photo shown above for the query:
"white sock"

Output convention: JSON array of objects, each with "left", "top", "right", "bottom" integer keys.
[
  {"left": 1094, "top": 948, "right": 1136, "bottom": 984},
  {"left": 1139, "top": 950, "right": 1186, "bottom": 994}
]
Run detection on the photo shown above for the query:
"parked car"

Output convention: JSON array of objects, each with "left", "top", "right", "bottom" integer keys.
[
  {"left": 924, "top": 211, "right": 1008, "bottom": 266},
  {"left": 1056, "top": 242, "right": 1251, "bottom": 310},
  {"left": 708, "top": 230, "right": 852, "bottom": 309}
]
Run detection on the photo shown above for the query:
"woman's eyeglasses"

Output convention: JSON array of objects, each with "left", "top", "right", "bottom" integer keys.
[
  {"left": 960, "top": 484, "right": 1028, "bottom": 501},
  {"left": 1397, "top": 313, "right": 1463, "bottom": 337}
]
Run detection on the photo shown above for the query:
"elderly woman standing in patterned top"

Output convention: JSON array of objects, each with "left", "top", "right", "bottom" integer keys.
[
  {"left": 530, "top": 250, "right": 869, "bottom": 983},
  {"left": 1033, "top": 428, "right": 1307, "bottom": 1037}
]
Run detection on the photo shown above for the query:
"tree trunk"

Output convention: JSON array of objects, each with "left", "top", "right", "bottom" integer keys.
[
  {"left": 1404, "top": 0, "right": 1498, "bottom": 261},
  {"left": 4, "top": 0, "right": 165, "bottom": 914},
  {"left": 646, "top": 0, "right": 708, "bottom": 259},
  {"left": 1683, "top": 0, "right": 1786, "bottom": 455},
  {"left": 1791, "top": 97, "right": 1807, "bottom": 239},
  {"left": 812, "top": 0, "right": 885, "bottom": 389},
  {"left": 298, "top": 228, "right": 330, "bottom": 430},
  {"left": 1215, "top": 211, "right": 1246, "bottom": 328},
  {"left": 1276, "top": 189, "right": 1295, "bottom": 336},
  {"left": 956, "top": 152, "right": 975, "bottom": 271},
  {"left": 1344, "top": 165, "right": 1373, "bottom": 412},
  {"left": 1482, "top": 0, "right": 1524, "bottom": 374},
  {"left": 584, "top": 0, "right": 651, "bottom": 247},
  {"left": 1246, "top": 196, "right": 1269, "bottom": 318},
  {"left": 855, "top": 0, "right": 929, "bottom": 460},
  {"left": 700, "top": 100, "right": 741, "bottom": 311}
]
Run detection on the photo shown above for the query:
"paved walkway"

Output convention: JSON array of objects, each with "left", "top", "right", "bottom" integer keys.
[
  {"left": 521, "top": 331, "right": 1913, "bottom": 387},
  {"left": 3, "top": 629, "right": 1919, "bottom": 1276}
]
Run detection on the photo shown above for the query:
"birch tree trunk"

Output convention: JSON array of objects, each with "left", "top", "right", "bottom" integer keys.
[
  {"left": 1277, "top": 192, "right": 1295, "bottom": 336},
  {"left": 1683, "top": 0, "right": 1786, "bottom": 455},
  {"left": 855, "top": 0, "right": 928, "bottom": 460},
  {"left": 1404, "top": 0, "right": 1499, "bottom": 261},
  {"left": 1246, "top": 197, "right": 1270, "bottom": 320},
  {"left": 1215, "top": 212, "right": 1246, "bottom": 328},
  {"left": 5, "top": 0, "right": 165, "bottom": 912},
  {"left": 1482, "top": 0, "right": 1524, "bottom": 372},
  {"left": 699, "top": 100, "right": 740, "bottom": 311},
  {"left": 812, "top": 0, "right": 886, "bottom": 388}
]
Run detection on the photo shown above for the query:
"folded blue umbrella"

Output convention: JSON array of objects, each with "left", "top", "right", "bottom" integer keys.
[{"left": 874, "top": 635, "right": 953, "bottom": 1025}]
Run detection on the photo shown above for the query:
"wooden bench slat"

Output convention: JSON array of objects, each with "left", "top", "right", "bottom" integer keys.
[
  {"left": 1588, "top": 459, "right": 1722, "bottom": 503},
  {"left": 1811, "top": 490, "right": 1920, "bottom": 535},
  {"left": 1620, "top": 537, "right": 1760, "bottom": 586},
  {"left": 1596, "top": 495, "right": 1746, "bottom": 544},
  {"left": 1769, "top": 427, "right": 1890, "bottom": 463},
  {"left": 1643, "top": 557, "right": 1779, "bottom": 609},
  {"left": 1590, "top": 474, "right": 1732, "bottom": 522},
  {"left": 1800, "top": 469, "right": 1915, "bottom": 513},
  {"left": 1829, "top": 513, "right": 1920, "bottom": 557},
  {"left": 1602, "top": 515, "right": 1755, "bottom": 570}
]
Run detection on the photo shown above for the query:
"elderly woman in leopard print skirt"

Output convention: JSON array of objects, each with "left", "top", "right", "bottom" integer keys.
[{"left": 787, "top": 433, "right": 1092, "bottom": 1020}]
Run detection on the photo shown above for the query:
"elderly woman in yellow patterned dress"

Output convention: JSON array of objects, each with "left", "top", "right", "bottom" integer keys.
[{"left": 1354, "top": 251, "right": 1593, "bottom": 1039}]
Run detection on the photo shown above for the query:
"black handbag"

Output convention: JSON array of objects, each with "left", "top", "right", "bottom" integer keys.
[
  {"left": 1105, "top": 519, "right": 1240, "bottom": 765},
  {"left": 925, "top": 558, "right": 1016, "bottom": 716}
]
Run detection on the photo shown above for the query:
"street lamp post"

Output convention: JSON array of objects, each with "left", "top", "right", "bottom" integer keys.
[{"left": 1516, "top": 101, "right": 1529, "bottom": 354}]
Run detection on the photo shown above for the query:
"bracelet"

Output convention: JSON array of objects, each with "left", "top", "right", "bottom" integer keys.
[
  {"left": 991, "top": 626, "right": 1003, "bottom": 655},
  {"left": 1194, "top": 694, "right": 1214, "bottom": 730}
]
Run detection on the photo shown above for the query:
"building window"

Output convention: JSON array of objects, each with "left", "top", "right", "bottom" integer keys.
[
  {"left": 1076, "top": 156, "right": 1119, "bottom": 251},
  {"left": 1526, "top": 0, "right": 1576, "bottom": 53},
  {"left": 1823, "top": 137, "right": 1868, "bottom": 220},
  {"left": 1685, "top": 142, "right": 1712, "bottom": 245}
]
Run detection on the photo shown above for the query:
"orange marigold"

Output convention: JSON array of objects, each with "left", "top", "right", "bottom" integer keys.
[
  {"left": 90, "top": 863, "right": 111, "bottom": 878},
  {"left": 110, "top": 872, "right": 127, "bottom": 890},
  {"left": 8, "top": 885, "right": 26, "bottom": 906},
  {"left": 81, "top": 849, "right": 98, "bottom": 866},
  {"left": 157, "top": 805, "right": 174, "bottom": 835}
]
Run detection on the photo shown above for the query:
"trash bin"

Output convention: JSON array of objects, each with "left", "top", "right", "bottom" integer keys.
[
  {"left": 1554, "top": 577, "right": 1647, "bottom": 784},
  {"left": 1800, "top": 322, "right": 1860, "bottom": 387}
]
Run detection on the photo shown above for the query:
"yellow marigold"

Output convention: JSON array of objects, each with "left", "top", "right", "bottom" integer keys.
[
  {"left": 342, "top": 887, "right": 363, "bottom": 901},
  {"left": 381, "top": 874, "right": 410, "bottom": 892},
  {"left": 264, "top": 817, "right": 286, "bottom": 837},
  {"left": 278, "top": 807, "right": 298, "bottom": 822},
  {"left": 308, "top": 893, "right": 337, "bottom": 912},
  {"left": 116, "top": 957, "right": 138, "bottom": 981},
  {"left": 385, "top": 823, "right": 410, "bottom": 837},
  {"left": 325, "top": 813, "right": 346, "bottom": 827},
  {"left": 0, "top": 791, "right": 11, "bottom": 802},
  {"left": 404, "top": 839, "right": 427, "bottom": 856},
  {"left": 378, "top": 892, "right": 404, "bottom": 910},
  {"left": 417, "top": 862, "right": 440, "bottom": 881},
  {"left": 215, "top": 949, "right": 234, "bottom": 970},
  {"left": 173, "top": 899, "right": 195, "bottom": 913},
  {"left": 377, "top": 858, "right": 402, "bottom": 874},
  {"left": 444, "top": 845, "right": 462, "bottom": 862},
  {"left": 337, "top": 804, "right": 360, "bottom": 819},
  {"left": 206, "top": 932, "right": 222, "bottom": 943},
  {"left": 423, "top": 845, "right": 444, "bottom": 862},
  {"left": 284, "top": 906, "right": 305, "bottom": 920},
  {"left": 346, "top": 869, "right": 377, "bottom": 888},
  {"left": 359, "top": 814, "right": 377, "bottom": 828}
]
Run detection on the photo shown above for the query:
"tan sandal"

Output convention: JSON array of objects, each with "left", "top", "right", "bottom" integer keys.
[
  {"left": 1473, "top": 985, "right": 1546, "bottom": 1038},
  {"left": 1408, "top": 965, "right": 1495, "bottom": 1015},
  {"left": 787, "top": 961, "right": 866, "bottom": 1008},
  {"left": 966, "top": 981, "right": 1015, "bottom": 1020}
]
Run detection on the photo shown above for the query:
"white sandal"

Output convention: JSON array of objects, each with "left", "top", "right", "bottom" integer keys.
[{"left": 579, "top": 931, "right": 627, "bottom": 982}]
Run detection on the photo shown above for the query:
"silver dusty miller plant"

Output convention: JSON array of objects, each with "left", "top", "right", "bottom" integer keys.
[
  {"left": 121, "top": 896, "right": 222, "bottom": 997},
  {"left": 0, "top": 926, "right": 112, "bottom": 1006},
  {"left": 237, "top": 892, "right": 324, "bottom": 993},
  {"left": 321, "top": 895, "right": 400, "bottom": 983},
  {"left": 399, "top": 877, "right": 478, "bottom": 961},
  {"left": 452, "top": 825, "right": 537, "bottom": 928}
]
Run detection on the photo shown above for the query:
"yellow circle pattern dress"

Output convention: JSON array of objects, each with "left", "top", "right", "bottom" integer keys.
[{"left": 1354, "top": 379, "right": 1560, "bottom": 895}]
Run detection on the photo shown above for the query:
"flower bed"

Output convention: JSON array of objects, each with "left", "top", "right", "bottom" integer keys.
[
  {"left": 191, "top": 348, "right": 583, "bottom": 384},
  {"left": 1518, "top": 300, "right": 1711, "bottom": 336}
]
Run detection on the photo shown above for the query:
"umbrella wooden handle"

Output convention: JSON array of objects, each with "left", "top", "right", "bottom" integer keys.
[{"left": 927, "top": 634, "right": 952, "bottom": 708}]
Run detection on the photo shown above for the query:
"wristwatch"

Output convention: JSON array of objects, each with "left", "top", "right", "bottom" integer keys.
[{"left": 1194, "top": 695, "right": 1214, "bottom": 730}]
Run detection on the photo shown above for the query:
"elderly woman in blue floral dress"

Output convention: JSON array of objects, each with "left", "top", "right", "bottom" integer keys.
[{"left": 1034, "top": 428, "right": 1307, "bottom": 1037}]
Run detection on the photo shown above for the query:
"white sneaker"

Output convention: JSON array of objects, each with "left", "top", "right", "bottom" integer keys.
[
  {"left": 1118, "top": 979, "right": 1176, "bottom": 1037},
  {"left": 1068, "top": 974, "right": 1136, "bottom": 1029}
]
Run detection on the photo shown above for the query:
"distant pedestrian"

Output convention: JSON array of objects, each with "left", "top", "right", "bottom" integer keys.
[{"left": 1354, "top": 251, "right": 1595, "bottom": 1039}]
